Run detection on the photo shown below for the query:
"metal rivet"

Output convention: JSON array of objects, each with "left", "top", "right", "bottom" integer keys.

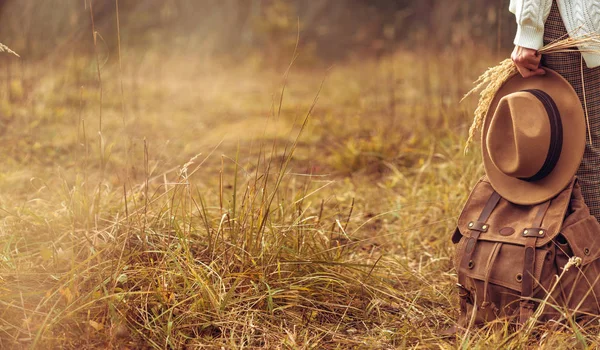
[
  {"left": 524, "top": 229, "right": 529, "bottom": 235},
  {"left": 516, "top": 273, "right": 523, "bottom": 282},
  {"left": 468, "top": 222, "right": 474, "bottom": 228},
  {"left": 538, "top": 230, "right": 544, "bottom": 236},
  {"left": 482, "top": 225, "right": 488, "bottom": 230},
  {"left": 585, "top": 248, "right": 590, "bottom": 256}
]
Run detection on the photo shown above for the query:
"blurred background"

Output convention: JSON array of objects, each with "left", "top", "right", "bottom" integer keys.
[
  {"left": 0, "top": 1, "right": 527, "bottom": 348},
  {"left": 0, "top": 0, "right": 520, "bottom": 180},
  {"left": 0, "top": 0, "right": 516, "bottom": 64}
]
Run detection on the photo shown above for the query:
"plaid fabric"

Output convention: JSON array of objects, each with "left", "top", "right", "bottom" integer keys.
[{"left": 542, "top": 0, "right": 600, "bottom": 221}]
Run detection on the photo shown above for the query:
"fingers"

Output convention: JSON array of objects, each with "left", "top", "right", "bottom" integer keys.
[
  {"left": 512, "top": 54, "right": 541, "bottom": 69},
  {"left": 516, "top": 66, "right": 546, "bottom": 78},
  {"left": 516, "top": 65, "right": 535, "bottom": 78},
  {"left": 519, "top": 61, "right": 542, "bottom": 71},
  {"left": 512, "top": 45, "right": 544, "bottom": 78},
  {"left": 532, "top": 68, "right": 546, "bottom": 76}
]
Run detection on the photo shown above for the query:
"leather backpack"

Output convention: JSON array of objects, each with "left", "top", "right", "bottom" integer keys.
[{"left": 452, "top": 176, "right": 600, "bottom": 327}]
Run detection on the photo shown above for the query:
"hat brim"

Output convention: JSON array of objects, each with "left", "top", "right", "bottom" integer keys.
[{"left": 481, "top": 68, "right": 585, "bottom": 205}]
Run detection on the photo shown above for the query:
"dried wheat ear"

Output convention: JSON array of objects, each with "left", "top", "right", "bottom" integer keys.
[{"left": 463, "top": 33, "right": 600, "bottom": 153}]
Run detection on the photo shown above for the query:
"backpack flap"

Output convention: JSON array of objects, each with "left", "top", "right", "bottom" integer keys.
[{"left": 456, "top": 176, "right": 575, "bottom": 247}]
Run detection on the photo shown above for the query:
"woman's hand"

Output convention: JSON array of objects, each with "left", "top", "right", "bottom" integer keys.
[{"left": 511, "top": 45, "right": 545, "bottom": 78}]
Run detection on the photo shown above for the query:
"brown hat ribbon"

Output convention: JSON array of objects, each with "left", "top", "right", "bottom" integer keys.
[{"left": 518, "top": 89, "right": 563, "bottom": 182}]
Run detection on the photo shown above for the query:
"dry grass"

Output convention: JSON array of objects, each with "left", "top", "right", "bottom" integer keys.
[
  {"left": 0, "top": 42, "right": 19, "bottom": 57},
  {"left": 0, "top": 36, "right": 599, "bottom": 349},
  {"left": 0, "top": 48, "right": 479, "bottom": 349}
]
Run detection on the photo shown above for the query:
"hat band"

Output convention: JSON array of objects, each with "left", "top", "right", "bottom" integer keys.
[{"left": 518, "top": 89, "right": 563, "bottom": 182}]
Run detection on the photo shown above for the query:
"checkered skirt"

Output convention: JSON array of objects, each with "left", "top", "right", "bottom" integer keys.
[{"left": 542, "top": 0, "right": 600, "bottom": 221}]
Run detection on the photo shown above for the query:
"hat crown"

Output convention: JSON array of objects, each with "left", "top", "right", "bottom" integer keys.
[{"left": 486, "top": 91, "right": 553, "bottom": 178}]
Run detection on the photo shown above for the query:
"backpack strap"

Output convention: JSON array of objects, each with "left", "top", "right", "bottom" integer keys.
[
  {"left": 458, "top": 191, "right": 502, "bottom": 276},
  {"left": 519, "top": 199, "right": 552, "bottom": 324},
  {"left": 457, "top": 191, "right": 501, "bottom": 324},
  {"left": 481, "top": 242, "right": 502, "bottom": 309}
]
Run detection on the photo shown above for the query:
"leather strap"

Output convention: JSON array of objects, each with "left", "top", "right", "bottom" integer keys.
[
  {"left": 467, "top": 220, "right": 489, "bottom": 232},
  {"left": 481, "top": 242, "right": 502, "bottom": 308},
  {"left": 519, "top": 199, "right": 551, "bottom": 324},
  {"left": 532, "top": 200, "right": 551, "bottom": 228},
  {"left": 522, "top": 227, "right": 546, "bottom": 237},
  {"left": 478, "top": 192, "right": 502, "bottom": 224},
  {"left": 458, "top": 191, "right": 501, "bottom": 281},
  {"left": 520, "top": 238, "right": 537, "bottom": 324},
  {"left": 457, "top": 191, "right": 501, "bottom": 324}
]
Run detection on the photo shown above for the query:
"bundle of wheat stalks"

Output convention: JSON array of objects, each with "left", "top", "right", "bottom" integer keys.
[
  {"left": 0, "top": 42, "right": 19, "bottom": 57},
  {"left": 463, "top": 33, "right": 600, "bottom": 152}
]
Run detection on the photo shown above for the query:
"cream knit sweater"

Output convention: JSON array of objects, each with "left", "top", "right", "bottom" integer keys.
[{"left": 509, "top": 0, "right": 600, "bottom": 68}]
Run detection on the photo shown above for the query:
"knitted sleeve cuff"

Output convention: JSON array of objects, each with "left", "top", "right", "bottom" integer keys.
[{"left": 514, "top": 25, "right": 544, "bottom": 50}]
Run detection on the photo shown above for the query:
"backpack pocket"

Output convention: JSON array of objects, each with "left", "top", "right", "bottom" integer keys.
[
  {"left": 454, "top": 234, "right": 558, "bottom": 324},
  {"left": 560, "top": 215, "right": 600, "bottom": 266},
  {"left": 456, "top": 235, "right": 554, "bottom": 293}
]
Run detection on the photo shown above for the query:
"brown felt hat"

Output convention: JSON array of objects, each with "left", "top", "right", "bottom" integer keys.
[{"left": 482, "top": 68, "right": 585, "bottom": 205}]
